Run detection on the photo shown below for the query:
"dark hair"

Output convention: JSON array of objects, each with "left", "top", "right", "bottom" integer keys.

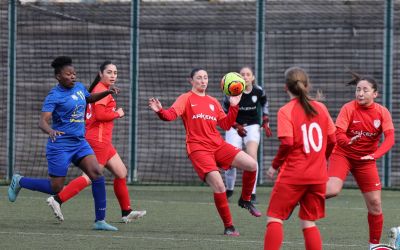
[
  {"left": 51, "top": 56, "right": 72, "bottom": 75},
  {"left": 240, "top": 65, "right": 256, "bottom": 86},
  {"left": 88, "top": 60, "right": 113, "bottom": 93},
  {"left": 284, "top": 66, "right": 317, "bottom": 117},
  {"left": 190, "top": 67, "right": 206, "bottom": 79},
  {"left": 345, "top": 69, "right": 378, "bottom": 92}
]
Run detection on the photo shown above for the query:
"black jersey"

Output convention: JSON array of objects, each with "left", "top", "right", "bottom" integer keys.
[{"left": 222, "top": 85, "right": 269, "bottom": 126}]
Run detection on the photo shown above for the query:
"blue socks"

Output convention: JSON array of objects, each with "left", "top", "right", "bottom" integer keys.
[
  {"left": 19, "top": 177, "right": 55, "bottom": 195},
  {"left": 91, "top": 176, "right": 106, "bottom": 222}
]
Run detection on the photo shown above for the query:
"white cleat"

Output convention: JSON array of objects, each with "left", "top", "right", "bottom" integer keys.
[
  {"left": 121, "top": 210, "right": 147, "bottom": 223},
  {"left": 389, "top": 227, "right": 400, "bottom": 249},
  {"left": 46, "top": 196, "right": 64, "bottom": 222}
]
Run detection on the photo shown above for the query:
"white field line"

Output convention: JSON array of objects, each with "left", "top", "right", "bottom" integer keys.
[{"left": 0, "top": 231, "right": 364, "bottom": 248}]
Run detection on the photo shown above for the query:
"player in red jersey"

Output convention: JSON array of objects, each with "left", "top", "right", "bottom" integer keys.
[
  {"left": 148, "top": 68, "right": 261, "bottom": 236},
  {"left": 264, "top": 67, "right": 336, "bottom": 250},
  {"left": 326, "top": 72, "right": 395, "bottom": 250},
  {"left": 46, "top": 61, "right": 146, "bottom": 223}
]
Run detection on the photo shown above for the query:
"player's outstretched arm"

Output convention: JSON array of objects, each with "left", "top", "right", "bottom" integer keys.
[
  {"left": 149, "top": 97, "right": 178, "bottom": 121},
  {"left": 87, "top": 87, "right": 118, "bottom": 103}
]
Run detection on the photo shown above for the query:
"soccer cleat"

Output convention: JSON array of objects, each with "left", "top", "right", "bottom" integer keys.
[
  {"left": 93, "top": 220, "right": 118, "bottom": 231},
  {"left": 251, "top": 193, "right": 258, "bottom": 204},
  {"left": 121, "top": 210, "right": 147, "bottom": 223},
  {"left": 389, "top": 226, "right": 400, "bottom": 249},
  {"left": 226, "top": 190, "right": 234, "bottom": 199},
  {"left": 224, "top": 225, "right": 240, "bottom": 237},
  {"left": 238, "top": 197, "right": 262, "bottom": 217},
  {"left": 46, "top": 196, "right": 64, "bottom": 221},
  {"left": 8, "top": 174, "right": 22, "bottom": 202}
]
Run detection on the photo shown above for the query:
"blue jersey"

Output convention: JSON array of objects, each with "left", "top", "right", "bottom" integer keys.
[{"left": 42, "top": 82, "right": 90, "bottom": 143}]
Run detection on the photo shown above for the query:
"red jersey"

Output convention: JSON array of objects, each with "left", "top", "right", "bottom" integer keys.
[
  {"left": 85, "top": 82, "right": 119, "bottom": 143},
  {"left": 157, "top": 91, "right": 238, "bottom": 154},
  {"left": 334, "top": 100, "right": 394, "bottom": 159},
  {"left": 274, "top": 99, "right": 336, "bottom": 184}
]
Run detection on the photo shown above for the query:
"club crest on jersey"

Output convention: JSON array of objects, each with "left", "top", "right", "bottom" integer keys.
[
  {"left": 209, "top": 104, "right": 214, "bottom": 111},
  {"left": 373, "top": 119, "right": 381, "bottom": 128},
  {"left": 252, "top": 95, "right": 257, "bottom": 103}
]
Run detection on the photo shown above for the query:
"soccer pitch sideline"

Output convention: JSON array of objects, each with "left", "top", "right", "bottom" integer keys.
[{"left": 0, "top": 185, "right": 399, "bottom": 249}]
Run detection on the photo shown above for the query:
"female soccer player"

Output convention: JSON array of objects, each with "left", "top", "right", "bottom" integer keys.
[
  {"left": 264, "top": 67, "right": 336, "bottom": 250},
  {"left": 148, "top": 68, "right": 261, "bottom": 236},
  {"left": 325, "top": 72, "right": 395, "bottom": 249},
  {"left": 46, "top": 61, "right": 146, "bottom": 223},
  {"left": 8, "top": 56, "right": 118, "bottom": 231},
  {"left": 223, "top": 66, "right": 272, "bottom": 203}
]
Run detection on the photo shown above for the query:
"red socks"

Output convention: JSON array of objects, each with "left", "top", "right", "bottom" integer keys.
[
  {"left": 264, "top": 223, "right": 322, "bottom": 250},
  {"left": 264, "top": 222, "right": 283, "bottom": 250},
  {"left": 241, "top": 170, "right": 256, "bottom": 201},
  {"left": 213, "top": 192, "right": 233, "bottom": 228},
  {"left": 58, "top": 176, "right": 90, "bottom": 203},
  {"left": 114, "top": 177, "right": 131, "bottom": 211},
  {"left": 303, "top": 226, "right": 322, "bottom": 250},
  {"left": 368, "top": 213, "right": 383, "bottom": 244}
]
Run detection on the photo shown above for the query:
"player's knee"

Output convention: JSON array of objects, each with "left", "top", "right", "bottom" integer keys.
[
  {"left": 248, "top": 157, "right": 257, "bottom": 172},
  {"left": 116, "top": 168, "right": 127, "bottom": 178},
  {"left": 51, "top": 184, "right": 64, "bottom": 194},
  {"left": 87, "top": 167, "right": 103, "bottom": 180},
  {"left": 368, "top": 199, "right": 382, "bottom": 213},
  {"left": 325, "top": 185, "right": 340, "bottom": 199}
]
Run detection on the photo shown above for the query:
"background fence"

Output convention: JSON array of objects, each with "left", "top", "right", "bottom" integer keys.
[{"left": 1, "top": 0, "right": 399, "bottom": 187}]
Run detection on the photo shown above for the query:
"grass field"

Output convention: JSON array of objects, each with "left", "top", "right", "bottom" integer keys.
[{"left": 1, "top": 185, "right": 399, "bottom": 249}]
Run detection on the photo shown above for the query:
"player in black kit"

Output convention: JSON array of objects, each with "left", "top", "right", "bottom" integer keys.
[{"left": 223, "top": 66, "right": 272, "bottom": 203}]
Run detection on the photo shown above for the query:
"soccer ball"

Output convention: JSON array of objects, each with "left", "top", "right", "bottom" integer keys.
[{"left": 220, "top": 72, "right": 246, "bottom": 96}]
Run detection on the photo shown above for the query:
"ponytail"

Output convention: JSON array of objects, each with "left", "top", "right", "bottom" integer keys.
[
  {"left": 88, "top": 74, "right": 101, "bottom": 93},
  {"left": 345, "top": 68, "right": 378, "bottom": 92},
  {"left": 284, "top": 67, "right": 317, "bottom": 117},
  {"left": 88, "top": 60, "right": 113, "bottom": 93}
]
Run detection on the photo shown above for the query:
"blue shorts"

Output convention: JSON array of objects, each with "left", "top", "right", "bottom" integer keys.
[{"left": 46, "top": 139, "right": 94, "bottom": 177}]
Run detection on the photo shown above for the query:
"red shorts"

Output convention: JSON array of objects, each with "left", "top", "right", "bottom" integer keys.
[
  {"left": 188, "top": 141, "right": 240, "bottom": 181},
  {"left": 328, "top": 153, "right": 381, "bottom": 193},
  {"left": 87, "top": 139, "right": 117, "bottom": 165},
  {"left": 267, "top": 182, "right": 326, "bottom": 221}
]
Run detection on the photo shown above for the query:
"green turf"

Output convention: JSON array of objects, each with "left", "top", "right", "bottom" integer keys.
[{"left": 1, "top": 185, "right": 399, "bottom": 249}]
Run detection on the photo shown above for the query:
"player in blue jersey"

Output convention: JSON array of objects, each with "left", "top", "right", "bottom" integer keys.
[
  {"left": 8, "top": 56, "right": 118, "bottom": 231},
  {"left": 223, "top": 66, "right": 272, "bottom": 203}
]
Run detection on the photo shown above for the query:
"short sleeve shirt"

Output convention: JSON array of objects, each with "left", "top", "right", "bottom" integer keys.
[{"left": 42, "top": 82, "right": 90, "bottom": 143}]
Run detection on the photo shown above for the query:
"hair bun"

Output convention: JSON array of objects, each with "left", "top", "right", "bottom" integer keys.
[{"left": 51, "top": 56, "right": 72, "bottom": 69}]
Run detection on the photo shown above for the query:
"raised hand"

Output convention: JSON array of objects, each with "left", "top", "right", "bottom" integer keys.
[
  {"left": 109, "top": 85, "right": 120, "bottom": 94},
  {"left": 228, "top": 94, "right": 242, "bottom": 107},
  {"left": 148, "top": 97, "right": 163, "bottom": 112}
]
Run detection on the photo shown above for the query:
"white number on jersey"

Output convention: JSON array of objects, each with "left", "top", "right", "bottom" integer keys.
[{"left": 301, "top": 122, "right": 323, "bottom": 153}]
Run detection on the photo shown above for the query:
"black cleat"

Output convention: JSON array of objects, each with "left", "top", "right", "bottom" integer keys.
[
  {"left": 226, "top": 190, "right": 234, "bottom": 199},
  {"left": 224, "top": 225, "right": 240, "bottom": 236},
  {"left": 251, "top": 193, "right": 258, "bottom": 204},
  {"left": 238, "top": 197, "right": 262, "bottom": 217}
]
